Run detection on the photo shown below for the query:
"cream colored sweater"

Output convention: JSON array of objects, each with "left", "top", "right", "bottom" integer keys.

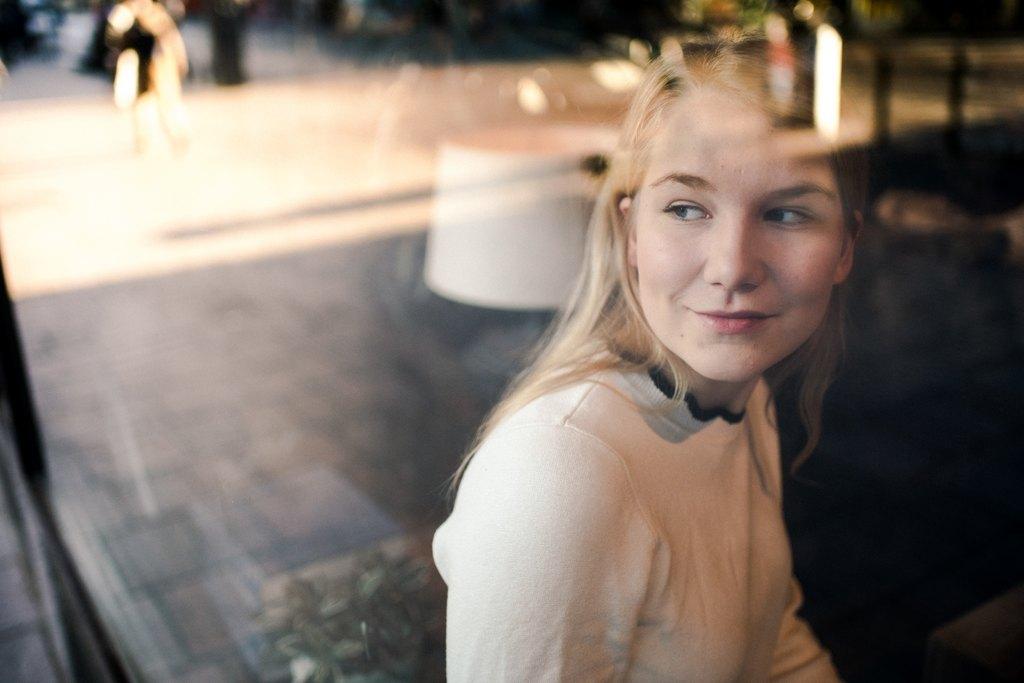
[{"left": 432, "top": 369, "right": 841, "bottom": 682}]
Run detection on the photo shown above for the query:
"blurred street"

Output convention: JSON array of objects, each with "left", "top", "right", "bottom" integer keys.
[
  {"left": 3, "top": 13, "right": 1023, "bottom": 296},
  {"left": 4, "top": 13, "right": 1023, "bottom": 299},
  {"left": 0, "top": 13, "right": 633, "bottom": 299}
]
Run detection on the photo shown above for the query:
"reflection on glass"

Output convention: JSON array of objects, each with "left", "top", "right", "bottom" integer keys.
[{"left": 0, "top": 1, "right": 1021, "bottom": 681}]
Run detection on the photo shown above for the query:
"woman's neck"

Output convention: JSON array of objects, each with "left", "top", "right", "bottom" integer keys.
[
  {"left": 645, "top": 365, "right": 752, "bottom": 423},
  {"left": 616, "top": 347, "right": 758, "bottom": 417}
]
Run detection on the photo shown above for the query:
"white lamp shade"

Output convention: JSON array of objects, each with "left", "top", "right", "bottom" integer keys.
[{"left": 424, "top": 125, "right": 617, "bottom": 310}]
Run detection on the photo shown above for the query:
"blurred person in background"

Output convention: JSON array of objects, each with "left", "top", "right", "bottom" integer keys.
[
  {"left": 0, "top": 0, "right": 63, "bottom": 61},
  {"left": 433, "top": 34, "right": 864, "bottom": 681},
  {"left": 79, "top": 0, "right": 117, "bottom": 73},
  {"left": 106, "top": 0, "right": 189, "bottom": 153},
  {"left": 81, "top": 0, "right": 183, "bottom": 73},
  {"left": 0, "top": 0, "right": 29, "bottom": 63}
]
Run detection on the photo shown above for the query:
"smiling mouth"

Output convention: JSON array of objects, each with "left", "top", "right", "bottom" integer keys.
[{"left": 694, "top": 310, "right": 775, "bottom": 334}]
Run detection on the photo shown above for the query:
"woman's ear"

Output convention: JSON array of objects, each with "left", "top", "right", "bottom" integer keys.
[
  {"left": 833, "top": 210, "right": 862, "bottom": 284},
  {"left": 620, "top": 195, "right": 638, "bottom": 268},
  {"left": 618, "top": 195, "right": 632, "bottom": 215}
]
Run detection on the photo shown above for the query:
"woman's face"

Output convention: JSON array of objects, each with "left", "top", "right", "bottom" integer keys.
[{"left": 627, "top": 87, "right": 854, "bottom": 398}]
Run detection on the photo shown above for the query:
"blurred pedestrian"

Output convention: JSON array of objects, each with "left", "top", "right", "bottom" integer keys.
[{"left": 106, "top": 0, "right": 189, "bottom": 152}]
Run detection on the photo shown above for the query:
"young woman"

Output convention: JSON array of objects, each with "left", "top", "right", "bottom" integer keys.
[{"left": 433, "top": 36, "right": 862, "bottom": 681}]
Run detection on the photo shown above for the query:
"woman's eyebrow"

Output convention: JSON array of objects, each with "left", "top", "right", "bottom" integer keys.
[
  {"left": 650, "top": 173, "right": 716, "bottom": 192},
  {"left": 767, "top": 183, "right": 838, "bottom": 201}
]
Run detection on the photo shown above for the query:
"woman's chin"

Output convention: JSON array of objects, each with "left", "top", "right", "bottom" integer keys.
[{"left": 680, "top": 353, "right": 769, "bottom": 388}]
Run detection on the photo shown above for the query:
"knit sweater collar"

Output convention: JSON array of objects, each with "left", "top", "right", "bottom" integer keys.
[
  {"left": 614, "top": 369, "right": 746, "bottom": 444},
  {"left": 647, "top": 367, "right": 746, "bottom": 424}
]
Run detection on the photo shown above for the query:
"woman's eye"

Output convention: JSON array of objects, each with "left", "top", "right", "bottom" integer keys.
[
  {"left": 764, "top": 207, "right": 812, "bottom": 225},
  {"left": 665, "top": 203, "right": 709, "bottom": 221}
]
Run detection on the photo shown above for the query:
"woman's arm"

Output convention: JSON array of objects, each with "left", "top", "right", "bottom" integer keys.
[
  {"left": 433, "top": 423, "right": 659, "bottom": 682},
  {"left": 770, "top": 576, "right": 842, "bottom": 682}
]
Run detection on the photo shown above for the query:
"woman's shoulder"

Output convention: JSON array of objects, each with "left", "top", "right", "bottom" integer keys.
[
  {"left": 494, "top": 368, "right": 642, "bottom": 438},
  {"left": 453, "top": 370, "right": 655, "bottom": 521},
  {"left": 460, "top": 369, "right": 643, "bottom": 487},
  {"left": 440, "top": 380, "right": 658, "bottom": 572},
  {"left": 471, "top": 373, "right": 636, "bottom": 485}
]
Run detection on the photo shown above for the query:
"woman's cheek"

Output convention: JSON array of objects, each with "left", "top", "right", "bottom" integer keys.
[
  {"left": 638, "top": 231, "right": 696, "bottom": 297},
  {"left": 784, "top": 241, "right": 845, "bottom": 304}
]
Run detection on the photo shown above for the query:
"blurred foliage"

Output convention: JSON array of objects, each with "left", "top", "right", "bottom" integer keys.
[
  {"left": 680, "top": 0, "right": 773, "bottom": 28},
  {"left": 259, "top": 549, "right": 444, "bottom": 683}
]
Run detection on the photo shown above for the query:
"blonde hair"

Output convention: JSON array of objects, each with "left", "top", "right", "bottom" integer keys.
[{"left": 445, "top": 36, "right": 865, "bottom": 502}]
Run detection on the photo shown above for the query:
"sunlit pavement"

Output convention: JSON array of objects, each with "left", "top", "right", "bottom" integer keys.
[{"left": 0, "top": 13, "right": 635, "bottom": 300}]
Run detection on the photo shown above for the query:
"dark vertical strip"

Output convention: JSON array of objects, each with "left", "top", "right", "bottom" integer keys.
[
  {"left": 0, "top": 235, "right": 46, "bottom": 479},
  {"left": 27, "top": 477, "right": 131, "bottom": 683},
  {"left": 0, "top": 240, "right": 129, "bottom": 679}
]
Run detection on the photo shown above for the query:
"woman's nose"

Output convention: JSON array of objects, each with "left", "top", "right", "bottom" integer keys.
[{"left": 701, "top": 218, "right": 765, "bottom": 293}]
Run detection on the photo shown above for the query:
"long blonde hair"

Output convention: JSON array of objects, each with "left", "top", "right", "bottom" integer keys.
[{"left": 446, "top": 36, "right": 865, "bottom": 502}]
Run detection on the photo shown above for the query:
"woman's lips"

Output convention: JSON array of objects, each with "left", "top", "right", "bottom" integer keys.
[{"left": 694, "top": 310, "right": 774, "bottom": 334}]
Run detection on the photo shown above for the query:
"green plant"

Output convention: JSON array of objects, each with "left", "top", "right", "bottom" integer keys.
[{"left": 259, "top": 549, "right": 443, "bottom": 682}]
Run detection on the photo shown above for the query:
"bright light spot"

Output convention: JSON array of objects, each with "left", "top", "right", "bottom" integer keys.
[
  {"left": 794, "top": 0, "right": 814, "bottom": 21},
  {"left": 629, "top": 39, "right": 651, "bottom": 65},
  {"left": 590, "top": 60, "right": 644, "bottom": 93},
  {"left": 814, "top": 23, "right": 842, "bottom": 142},
  {"left": 765, "top": 12, "right": 789, "bottom": 43},
  {"left": 290, "top": 656, "right": 316, "bottom": 683},
  {"left": 517, "top": 77, "right": 549, "bottom": 115}
]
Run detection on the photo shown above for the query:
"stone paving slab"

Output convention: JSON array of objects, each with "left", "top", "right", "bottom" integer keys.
[
  {"left": 0, "top": 628, "right": 61, "bottom": 683},
  {"left": 0, "top": 444, "right": 62, "bottom": 679},
  {"left": 0, "top": 559, "right": 40, "bottom": 633}
]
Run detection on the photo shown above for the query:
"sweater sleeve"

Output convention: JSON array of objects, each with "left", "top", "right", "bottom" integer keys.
[
  {"left": 770, "top": 576, "right": 842, "bottom": 682},
  {"left": 432, "top": 423, "right": 658, "bottom": 683}
]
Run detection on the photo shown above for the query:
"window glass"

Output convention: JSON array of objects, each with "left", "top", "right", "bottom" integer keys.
[{"left": 1, "top": 3, "right": 1023, "bottom": 681}]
